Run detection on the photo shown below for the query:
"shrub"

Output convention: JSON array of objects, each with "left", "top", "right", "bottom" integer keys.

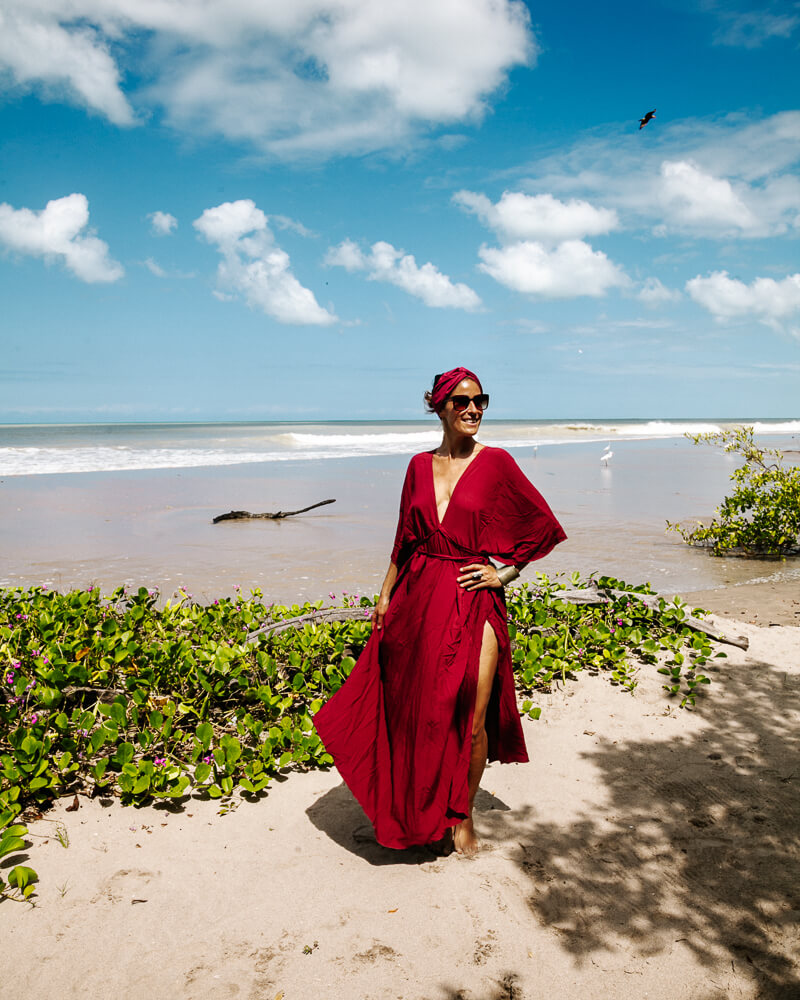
[{"left": 667, "top": 426, "right": 800, "bottom": 558}]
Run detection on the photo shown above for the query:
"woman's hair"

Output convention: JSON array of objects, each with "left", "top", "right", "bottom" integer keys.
[
  {"left": 424, "top": 367, "right": 482, "bottom": 415},
  {"left": 423, "top": 373, "right": 444, "bottom": 414}
]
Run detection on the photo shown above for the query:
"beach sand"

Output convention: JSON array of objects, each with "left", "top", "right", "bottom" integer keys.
[
  {"left": 682, "top": 578, "right": 800, "bottom": 627},
  {"left": 3, "top": 582, "right": 799, "bottom": 1000}
]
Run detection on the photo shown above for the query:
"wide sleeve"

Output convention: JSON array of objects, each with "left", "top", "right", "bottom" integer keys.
[
  {"left": 389, "top": 457, "right": 419, "bottom": 568},
  {"left": 481, "top": 450, "right": 567, "bottom": 567}
]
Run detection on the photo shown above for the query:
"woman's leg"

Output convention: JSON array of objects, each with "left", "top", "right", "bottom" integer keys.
[{"left": 454, "top": 619, "right": 498, "bottom": 856}]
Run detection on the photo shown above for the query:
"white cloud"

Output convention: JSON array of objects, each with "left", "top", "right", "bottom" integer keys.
[
  {"left": 478, "top": 240, "right": 628, "bottom": 299},
  {"left": 0, "top": 7, "right": 135, "bottom": 125},
  {"left": 271, "top": 215, "right": 315, "bottom": 238},
  {"left": 0, "top": 1, "right": 535, "bottom": 158},
  {"left": 148, "top": 211, "right": 177, "bottom": 236},
  {"left": 658, "top": 160, "right": 758, "bottom": 233},
  {"left": 143, "top": 257, "right": 194, "bottom": 280},
  {"left": 194, "top": 200, "right": 267, "bottom": 248},
  {"left": 515, "top": 111, "right": 800, "bottom": 238},
  {"left": 144, "top": 257, "right": 167, "bottom": 278},
  {"left": 194, "top": 199, "right": 335, "bottom": 325},
  {"left": 686, "top": 270, "right": 800, "bottom": 335},
  {"left": 326, "top": 238, "right": 481, "bottom": 310},
  {"left": 637, "top": 277, "right": 682, "bottom": 306},
  {"left": 453, "top": 189, "right": 618, "bottom": 242},
  {"left": 0, "top": 192, "right": 123, "bottom": 283},
  {"left": 325, "top": 238, "right": 367, "bottom": 272},
  {"left": 713, "top": 9, "right": 800, "bottom": 48}
]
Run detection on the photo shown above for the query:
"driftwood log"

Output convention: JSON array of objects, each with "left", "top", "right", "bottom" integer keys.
[
  {"left": 246, "top": 582, "right": 749, "bottom": 650},
  {"left": 246, "top": 607, "right": 369, "bottom": 643},
  {"left": 213, "top": 499, "right": 335, "bottom": 524},
  {"left": 542, "top": 583, "right": 749, "bottom": 650}
]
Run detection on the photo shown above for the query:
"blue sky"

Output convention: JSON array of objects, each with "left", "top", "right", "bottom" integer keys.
[{"left": 0, "top": 0, "right": 798, "bottom": 422}]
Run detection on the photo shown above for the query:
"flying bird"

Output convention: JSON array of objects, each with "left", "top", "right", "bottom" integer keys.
[{"left": 639, "top": 108, "right": 656, "bottom": 129}]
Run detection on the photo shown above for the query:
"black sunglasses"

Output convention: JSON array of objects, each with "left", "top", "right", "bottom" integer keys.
[{"left": 448, "top": 393, "right": 489, "bottom": 412}]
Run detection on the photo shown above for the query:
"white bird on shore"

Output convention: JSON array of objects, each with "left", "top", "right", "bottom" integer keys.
[{"left": 601, "top": 444, "right": 613, "bottom": 467}]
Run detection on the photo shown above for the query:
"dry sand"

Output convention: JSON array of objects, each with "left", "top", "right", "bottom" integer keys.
[{"left": 2, "top": 602, "right": 799, "bottom": 1000}]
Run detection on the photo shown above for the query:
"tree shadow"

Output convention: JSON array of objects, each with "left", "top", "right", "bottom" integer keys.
[
  {"left": 477, "top": 651, "right": 800, "bottom": 999},
  {"left": 306, "top": 783, "right": 510, "bottom": 867}
]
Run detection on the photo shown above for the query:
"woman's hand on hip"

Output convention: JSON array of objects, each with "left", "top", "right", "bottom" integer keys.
[{"left": 458, "top": 563, "right": 502, "bottom": 590}]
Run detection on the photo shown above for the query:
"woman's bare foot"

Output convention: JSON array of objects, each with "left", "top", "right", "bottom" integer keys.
[
  {"left": 453, "top": 817, "right": 480, "bottom": 857},
  {"left": 428, "top": 827, "right": 454, "bottom": 856}
]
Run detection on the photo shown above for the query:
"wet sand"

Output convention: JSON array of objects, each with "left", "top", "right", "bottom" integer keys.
[
  {"left": 683, "top": 577, "right": 800, "bottom": 626},
  {"left": 2, "top": 437, "right": 798, "bottom": 603}
]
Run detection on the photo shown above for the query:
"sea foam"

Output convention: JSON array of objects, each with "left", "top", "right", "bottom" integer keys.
[{"left": 0, "top": 419, "right": 797, "bottom": 477}]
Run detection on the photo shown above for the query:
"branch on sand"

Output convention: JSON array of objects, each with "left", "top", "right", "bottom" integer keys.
[{"left": 213, "top": 499, "right": 336, "bottom": 524}]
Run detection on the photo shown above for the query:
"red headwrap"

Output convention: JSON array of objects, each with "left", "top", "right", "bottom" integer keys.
[{"left": 430, "top": 367, "right": 482, "bottom": 413}]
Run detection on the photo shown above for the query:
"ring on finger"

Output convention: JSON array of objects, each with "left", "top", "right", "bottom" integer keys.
[{"left": 472, "top": 570, "right": 482, "bottom": 580}]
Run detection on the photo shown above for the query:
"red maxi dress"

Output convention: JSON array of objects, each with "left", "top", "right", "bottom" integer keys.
[{"left": 313, "top": 446, "right": 567, "bottom": 849}]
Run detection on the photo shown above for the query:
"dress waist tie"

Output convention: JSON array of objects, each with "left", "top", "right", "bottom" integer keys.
[{"left": 418, "top": 549, "right": 489, "bottom": 564}]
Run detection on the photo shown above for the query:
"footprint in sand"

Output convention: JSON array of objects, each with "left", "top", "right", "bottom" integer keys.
[
  {"left": 353, "top": 942, "right": 398, "bottom": 964},
  {"left": 91, "top": 868, "right": 160, "bottom": 904},
  {"left": 473, "top": 929, "right": 497, "bottom": 965},
  {"left": 184, "top": 961, "right": 242, "bottom": 999}
]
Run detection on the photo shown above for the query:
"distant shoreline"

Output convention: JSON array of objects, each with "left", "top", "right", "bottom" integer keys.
[
  {"left": 2, "top": 415, "right": 799, "bottom": 428},
  {"left": 2, "top": 418, "right": 798, "bottom": 478}
]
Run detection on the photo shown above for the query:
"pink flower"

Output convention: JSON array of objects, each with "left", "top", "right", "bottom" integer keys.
[
  {"left": 154, "top": 757, "right": 166, "bottom": 767},
  {"left": 328, "top": 592, "right": 335, "bottom": 600}
]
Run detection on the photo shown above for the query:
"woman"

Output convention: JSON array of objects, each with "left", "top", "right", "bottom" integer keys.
[{"left": 314, "top": 367, "right": 566, "bottom": 855}]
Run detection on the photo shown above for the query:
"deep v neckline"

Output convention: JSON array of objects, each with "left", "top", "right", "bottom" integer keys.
[{"left": 430, "top": 446, "right": 487, "bottom": 527}]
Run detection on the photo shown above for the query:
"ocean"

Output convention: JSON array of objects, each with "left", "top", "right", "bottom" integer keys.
[
  {"left": 2, "top": 419, "right": 799, "bottom": 477},
  {"left": 1, "top": 419, "right": 799, "bottom": 604}
]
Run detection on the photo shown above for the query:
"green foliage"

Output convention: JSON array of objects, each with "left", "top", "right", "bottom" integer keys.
[
  {"left": 508, "top": 571, "right": 723, "bottom": 716},
  {"left": 0, "top": 794, "right": 37, "bottom": 902},
  {"left": 667, "top": 426, "right": 800, "bottom": 557},
  {"left": 1, "top": 576, "right": 718, "bottom": 899}
]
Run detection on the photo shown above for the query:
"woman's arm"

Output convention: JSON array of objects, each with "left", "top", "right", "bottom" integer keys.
[{"left": 371, "top": 562, "right": 398, "bottom": 631}]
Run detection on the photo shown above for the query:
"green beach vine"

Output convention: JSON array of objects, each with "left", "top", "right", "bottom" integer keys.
[{"left": 1, "top": 575, "right": 721, "bottom": 901}]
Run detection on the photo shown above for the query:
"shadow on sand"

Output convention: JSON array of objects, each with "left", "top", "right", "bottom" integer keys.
[
  {"left": 306, "top": 784, "right": 510, "bottom": 867},
  {"left": 306, "top": 645, "right": 798, "bottom": 997},
  {"left": 475, "top": 650, "right": 800, "bottom": 999}
]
